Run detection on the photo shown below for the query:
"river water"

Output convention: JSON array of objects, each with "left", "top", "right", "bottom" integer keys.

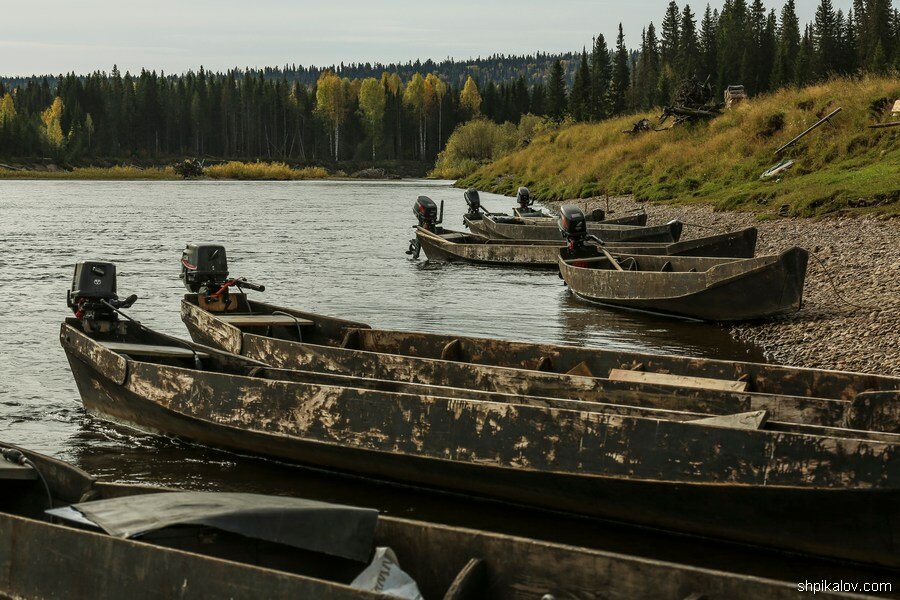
[{"left": 7, "top": 179, "right": 870, "bottom": 581}]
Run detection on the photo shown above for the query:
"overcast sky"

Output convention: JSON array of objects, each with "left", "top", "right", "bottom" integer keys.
[{"left": 3, "top": 0, "right": 857, "bottom": 76}]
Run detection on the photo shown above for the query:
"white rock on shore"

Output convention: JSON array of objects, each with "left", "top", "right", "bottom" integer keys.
[{"left": 548, "top": 196, "right": 900, "bottom": 376}]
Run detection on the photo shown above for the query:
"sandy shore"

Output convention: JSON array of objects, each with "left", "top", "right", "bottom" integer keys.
[{"left": 546, "top": 196, "right": 900, "bottom": 376}]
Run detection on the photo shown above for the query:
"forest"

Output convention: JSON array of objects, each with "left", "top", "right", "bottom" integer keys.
[{"left": 0, "top": 0, "right": 897, "bottom": 167}]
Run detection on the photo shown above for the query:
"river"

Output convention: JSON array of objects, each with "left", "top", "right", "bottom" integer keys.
[{"left": 6, "top": 179, "right": 877, "bottom": 582}]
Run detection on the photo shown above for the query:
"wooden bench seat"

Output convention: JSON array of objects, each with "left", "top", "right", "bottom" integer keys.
[
  {"left": 217, "top": 314, "right": 315, "bottom": 328},
  {"left": 608, "top": 368, "right": 748, "bottom": 393},
  {"left": 101, "top": 342, "right": 209, "bottom": 359}
]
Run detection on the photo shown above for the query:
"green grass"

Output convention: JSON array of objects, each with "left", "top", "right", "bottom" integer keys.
[{"left": 458, "top": 76, "right": 900, "bottom": 217}]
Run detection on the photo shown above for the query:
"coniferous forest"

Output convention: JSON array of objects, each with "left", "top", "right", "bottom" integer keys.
[{"left": 0, "top": 0, "right": 897, "bottom": 167}]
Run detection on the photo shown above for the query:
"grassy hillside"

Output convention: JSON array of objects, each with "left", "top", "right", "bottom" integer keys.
[{"left": 458, "top": 76, "right": 900, "bottom": 216}]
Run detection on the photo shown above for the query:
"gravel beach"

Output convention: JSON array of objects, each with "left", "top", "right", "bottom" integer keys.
[{"left": 546, "top": 196, "right": 900, "bottom": 376}]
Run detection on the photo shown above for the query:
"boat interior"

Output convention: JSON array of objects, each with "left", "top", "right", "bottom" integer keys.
[
  {"left": 563, "top": 253, "right": 742, "bottom": 273},
  {"left": 0, "top": 442, "right": 504, "bottom": 599}
]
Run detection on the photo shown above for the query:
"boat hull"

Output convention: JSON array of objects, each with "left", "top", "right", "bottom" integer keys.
[
  {"left": 417, "top": 227, "right": 758, "bottom": 267},
  {"left": 559, "top": 248, "right": 809, "bottom": 321},
  {"left": 481, "top": 216, "right": 684, "bottom": 242},
  {"left": 180, "top": 298, "right": 900, "bottom": 402},
  {"left": 62, "top": 327, "right": 900, "bottom": 568}
]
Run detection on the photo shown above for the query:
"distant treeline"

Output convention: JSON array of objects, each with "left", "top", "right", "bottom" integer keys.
[{"left": 0, "top": 0, "right": 897, "bottom": 165}]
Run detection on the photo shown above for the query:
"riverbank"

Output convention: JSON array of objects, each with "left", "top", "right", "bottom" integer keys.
[
  {"left": 0, "top": 159, "right": 429, "bottom": 181},
  {"left": 546, "top": 195, "right": 900, "bottom": 376},
  {"left": 457, "top": 76, "right": 900, "bottom": 217}
]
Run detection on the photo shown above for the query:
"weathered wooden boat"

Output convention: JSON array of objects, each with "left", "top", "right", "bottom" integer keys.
[
  {"left": 178, "top": 245, "right": 899, "bottom": 406},
  {"left": 414, "top": 226, "right": 758, "bottom": 267},
  {"left": 480, "top": 212, "right": 684, "bottom": 242},
  {"left": 61, "top": 265, "right": 900, "bottom": 567},
  {"left": 558, "top": 247, "right": 809, "bottom": 321},
  {"left": 557, "top": 204, "right": 808, "bottom": 321},
  {"left": 3, "top": 442, "right": 866, "bottom": 600},
  {"left": 461, "top": 187, "right": 647, "bottom": 235}
]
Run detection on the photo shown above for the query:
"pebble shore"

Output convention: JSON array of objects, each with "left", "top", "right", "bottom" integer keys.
[{"left": 547, "top": 196, "right": 900, "bottom": 376}]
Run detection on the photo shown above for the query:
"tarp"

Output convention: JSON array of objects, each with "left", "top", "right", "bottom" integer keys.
[{"left": 47, "top": 491, "right": 378, "bottom": 562}]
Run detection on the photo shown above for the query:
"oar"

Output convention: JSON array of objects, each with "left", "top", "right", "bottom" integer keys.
[{"left": 587, "top": 234, "right": 625, "bottom": 271}]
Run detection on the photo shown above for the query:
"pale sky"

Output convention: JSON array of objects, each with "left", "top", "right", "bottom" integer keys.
[{"left": 2, "top": 0, "right": 857, "bottom": 77}]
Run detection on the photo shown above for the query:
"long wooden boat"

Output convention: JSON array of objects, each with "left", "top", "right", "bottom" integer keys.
[
  {"left": 1, "top": 442, "right": 867, "bottom": 600},
  {"left": 480, "top": 214, "right": 684, "bottom": 242},
  {"left": 415, "top": 226, "right": 758, "bottom": 267},
  {"left": 176, "top": 280, "right": 899, "bottom": 405},
  {"left": 514, "top": 207, "right": 649, "bottom": 226},
  {"left": 180, "top": 294, "right": 900, "bottom": 437},
  {"left": 559, "top": 248, "right": 809, "bottom": 321},
  {"left": 61, "top": 313, "right": 900, "bottom": 567}
]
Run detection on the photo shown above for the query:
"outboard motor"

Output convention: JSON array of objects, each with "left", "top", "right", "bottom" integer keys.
[
  {"left": 407, "top": 196, "right": 443, "bottom": 259},
  {"left": 180, "top": 243, "right": 264, "bottom": 310},
  {"left": 516, "top": 187, "right": 533, "bottom": 209},
  {"left": 558, "top": 204, "right": 589, "bottom": 250},
  {"left": 67, "top": 261, "right": 137, "bottom": 333},
  {"left": 463, "top": 188, "right": 482, "bottom": 223},
  {"left": 413, "top": 196, "right": 441, "bottom": 232}
]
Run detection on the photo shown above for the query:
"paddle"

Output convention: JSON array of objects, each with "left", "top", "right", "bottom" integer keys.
[{"left": 587, "top": 234, "right": 625, "bottom": 272}]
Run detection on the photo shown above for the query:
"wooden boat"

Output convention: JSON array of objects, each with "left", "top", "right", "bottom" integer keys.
[
  {"left": 514, "top": 207, "right": 649, "bottom": 226},
  {"left": 181, "top": 292, "right": 900, "bottom": 435},
  {"left": 558, "top": 247, "right": 809, "bottom": 321},
  {"left": 480, "top": 213, "right": 684, "bottom": 242},
  {"left": 60, "top": 311, "right": 900, "bottom": 567},
  {"left": 173, "top": 246, "right": 899, "bottom": 405},
  {"left": 414, "top": 226, "right": 758, "bottom": 267},
  {"left": 1, "top": 442, "right": 865, "bottom": 600}
]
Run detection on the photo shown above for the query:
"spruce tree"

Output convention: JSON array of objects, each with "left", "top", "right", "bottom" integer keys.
[
  {"left": 678, "top": 5, "right": 702, "bottom": 81},
  {"left": 772, "top": 0, "right": 801, "bottom": 87},
  {"left": 547, "top": 59, "right": 568, "bottom": 122},
  {"left": 635, "top": 24, "right": 661, "bottom": 108},
  {"left": 611, "top": 23, "right": 631, "bottom": 115},
  {"left": 699, "top": 5, "right": 719, "bottom": 82},
  {"left": 590, "top": 34, "right": 612, "bottom": 120},
  {"left": 570, "top": 49, "right": 591, "bottom": 121},
  {"left": 813, "top": 0, "right": 841, "bottom": 79}
]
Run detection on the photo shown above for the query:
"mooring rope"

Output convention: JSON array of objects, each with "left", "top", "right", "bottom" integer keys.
[{"left": 807, "top": 251, "right": 880, "bottom": 312}]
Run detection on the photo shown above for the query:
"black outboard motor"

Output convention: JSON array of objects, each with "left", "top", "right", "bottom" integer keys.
[
  {"left": 67, "top": 261, "right": 137, "bottom": 333},
  {"left": 180, "top": 243, "right": 264, "bottom": 310},
  {"left": 516, "top": 187, "right": 533, "bottom": 209},
  {"left": 180, "top": 243, "right": 229, "bottom": 295},
  {"left": 413, "top": 196, "right": 441, "bottom": 232},
  {"left": 463, "top": 188, "right": 482, "bottom": 223},
  {"left": 558, "top": 204, "right": 589, "bottom": 250},
  {"left": 408, "top": 196, "right": 443, "bottom": 259}
]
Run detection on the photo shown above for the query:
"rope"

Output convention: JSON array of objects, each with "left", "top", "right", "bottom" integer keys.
[{"left": 807, "top": 251, "right": 878, "bottom": 312}]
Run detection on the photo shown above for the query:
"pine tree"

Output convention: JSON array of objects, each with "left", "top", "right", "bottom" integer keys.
[
  {"left": 717, "top": 0, "right": 749, "bottom": 92},
  {"left": 610, "top": 23, "right": 631, "bottom": 115},
  {"left": 796, "top": 24, "right": 816, "bottom": 86},
  {"left": 547, "top": 59, "right": 568, "bottom": 121},
  {"left": 772, "top": 0, "right": 801, "bottom": 87},
  {"left": 661, "top": 1, "right": 682, "bottom": 65},
  {"left": 589, "top": 34, "right": 612, "bottom": 119},
  {"left": 699, "top": 5, "right": 719, "bottom": 81},
  {"left": 678, "top": 5, "right": 702, "bottom": 80},
  {"left": 635, "top": 24, "right": 661, "bottom": 108},
  {"left": 570, "top": 49, "right": 591, "bottom": 121},
  {"left": 813, "top": 0, "right": 841, "bottom": 78}
]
